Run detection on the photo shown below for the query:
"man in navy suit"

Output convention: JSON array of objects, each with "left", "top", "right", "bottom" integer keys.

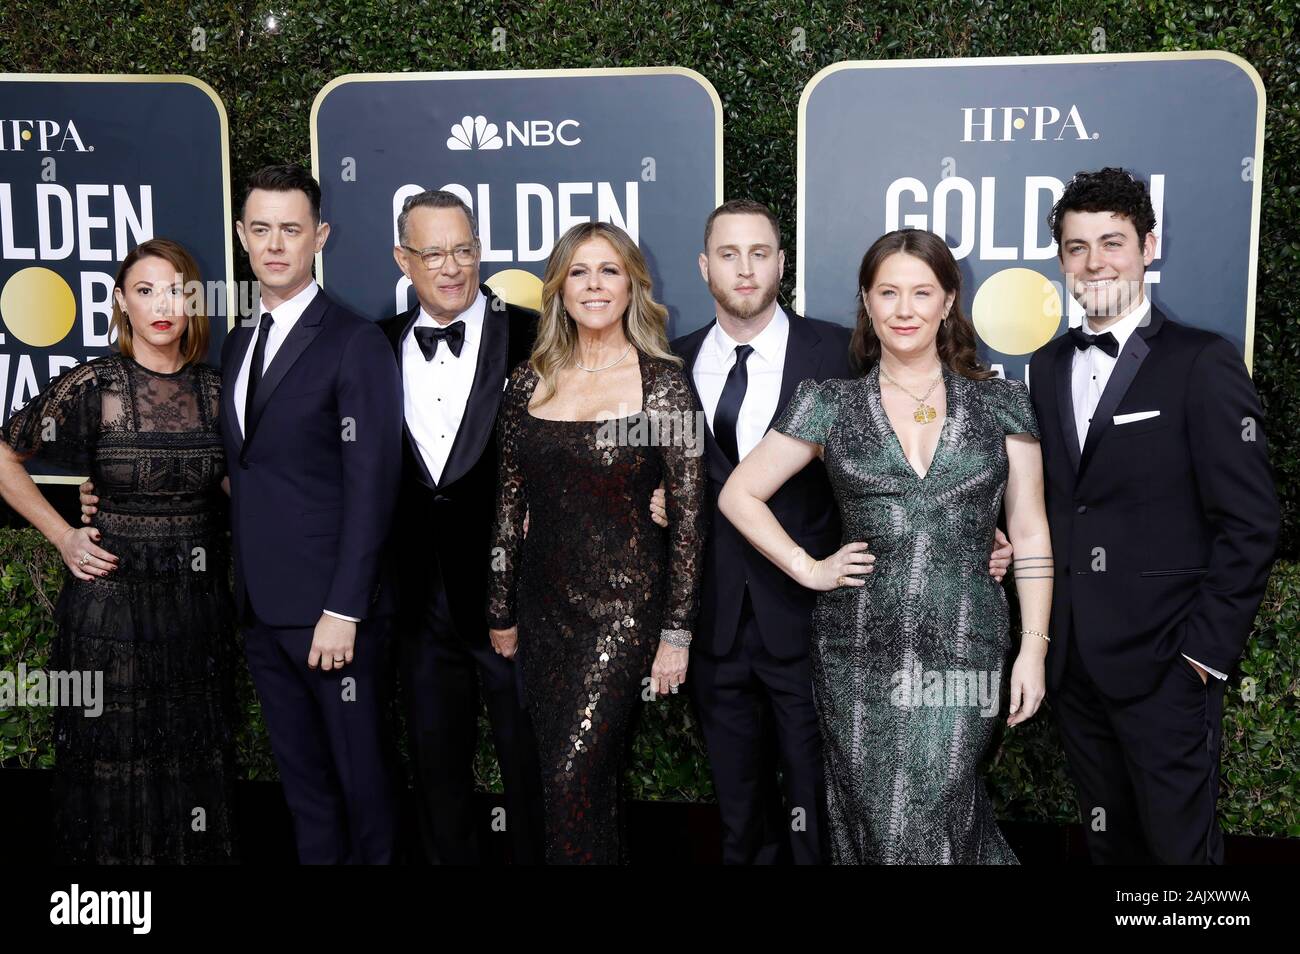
[
  {"left": 223, "top": 165, "right": 403, "bottom": 863},
  {"left": 1029, "top": 168, "right": 1279, "bottom": 863},
  {"left": 79, "top": 166, "right": 403, "bottom": 862},
  {"left": 665, "top": 200, "right": 1014, "bottom": 863}
]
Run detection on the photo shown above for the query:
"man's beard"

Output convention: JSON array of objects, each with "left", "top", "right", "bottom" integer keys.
[{"left": 710, "top": 277, "right": 779, "bottom": 320}]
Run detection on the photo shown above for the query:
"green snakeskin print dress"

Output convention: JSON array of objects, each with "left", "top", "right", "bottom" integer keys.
[{"left": 773, "top": 364, "right": 1039, "bottom": 864}]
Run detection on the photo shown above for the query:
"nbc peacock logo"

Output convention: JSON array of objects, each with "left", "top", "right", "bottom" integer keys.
[{"left": 447, "top": 115, "right": 503, "bottom": 151}]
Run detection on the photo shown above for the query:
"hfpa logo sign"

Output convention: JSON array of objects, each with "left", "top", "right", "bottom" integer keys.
[
  {"left": 960, "top": 105, "right": 1098, "bottom": 142},
  {"left": 446, "top": 114, "right": 582, "bottom": 151}
]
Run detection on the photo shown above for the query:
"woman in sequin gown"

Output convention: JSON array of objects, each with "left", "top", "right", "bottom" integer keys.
[
  {"left": 0, "top": 241, "right": 237, "bottom": 864},
  {"left": 487, "top": 223, "right": 705, "bottom": 864},
  {"left": 720, "top": 230, "right": 1052, "bottom": 864}
]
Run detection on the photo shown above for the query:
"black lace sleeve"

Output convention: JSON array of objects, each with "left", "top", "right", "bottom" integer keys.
[
  {"left": 3, "top": 359, "right": 101, "bottom": 472},
  {"left": 486, "top": 361, "right": 536, "bottom": 631},
  {"left": 647, "top": 359, "right": 707, "bottom": 644}
]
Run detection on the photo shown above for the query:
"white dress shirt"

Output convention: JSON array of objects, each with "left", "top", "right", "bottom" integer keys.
[
  {"left": 693, "top": 305, "right": 790, "bottom": 460},
  {"left": 401, "top": 289, "right": 486, "bottom": 484},
  {"left": 1070, "top": 297, "right": 1150, "bottom": 453},
  {"left": 232, "top": 280, "right": 320, "bottom": 439},
  {"left": 232, "top": 279, "right": 358, "bottom": 623},
  {"left": 1069, "top": 297, "right": 1225, "bottom": 681}
]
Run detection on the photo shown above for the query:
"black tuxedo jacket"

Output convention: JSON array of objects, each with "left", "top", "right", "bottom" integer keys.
[
  {"left": 1028, "top": 305, "right": 1279, "bottom": 698},
  {"left": 219, "top": 288, "right": 403, "bottom": 629},
  {"left": 378, "top": 286, "right": 539, "bottom": 645},
  {"left": 671, "top": 310, "right": 854, "bottom": 659}
]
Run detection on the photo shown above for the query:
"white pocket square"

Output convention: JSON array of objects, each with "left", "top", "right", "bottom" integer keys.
[{"left": 1113, "top": 410, "right": 1160, "bottom": 425}]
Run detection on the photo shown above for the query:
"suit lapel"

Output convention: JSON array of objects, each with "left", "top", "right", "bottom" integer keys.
[
  {"left": 771, "top": 313, "right": 819, "bottom": 432},
  {"left": 223, "top": 323, "right": 254, "bottom": 447},
  {"left": 245, "top": 291, "right": 328, "bottom": 447},
  {"left": 390, "top": 305, "right": 439, "bottom": 489},
  {"left": 1077, "top": 305, "right": 1164, "bottom": 479},
  {"left": 1054, "top": 339, "right": 1081, "bottom": 473},
  {"left": 681, "top": 320, "right": 736, "bottom": 485},
  {"left": 437, "top": 288, "right": 509, "bottom": 489}
]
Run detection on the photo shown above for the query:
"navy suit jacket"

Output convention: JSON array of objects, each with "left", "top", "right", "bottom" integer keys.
[
  {"left": 219, "top": 287, "right": 403, "bottom": 629},
  {"left": 1028, "top": 306, "right": 1279, "bottom": 698},
  {"left": 672, "top": 310, "right": 854, "bottom": 660}
]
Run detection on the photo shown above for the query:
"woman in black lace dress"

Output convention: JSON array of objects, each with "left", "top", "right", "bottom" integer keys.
[
  {"left": 487, "top": 223, "right": 705, "bottom": 864},
  {"left": 0, "top": 239, "right": 237, "bottom": 864}
]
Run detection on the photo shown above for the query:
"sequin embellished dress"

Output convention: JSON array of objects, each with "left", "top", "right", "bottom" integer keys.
[
  {"left": 487, "top": 352, "right": 705, "bottom": 864},
  {"left": 772, "top": 364, "right": 1039, "bottom": 864},
  {"left": 4, "top": 354, "right": 238, "bottom": 864}
]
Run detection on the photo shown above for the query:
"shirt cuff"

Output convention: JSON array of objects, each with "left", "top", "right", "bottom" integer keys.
[
  {"left": 1182, "top": 654, "right": 1227, "bottom": 681},
  {"left": 324, "top": 609, "right": 361, "bottom": 623}
]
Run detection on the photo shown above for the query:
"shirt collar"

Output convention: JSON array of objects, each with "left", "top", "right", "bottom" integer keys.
[
  {"left": 1085, "top": 296, "right": 1151, "bottom": 352},
  {"left": 257, "top": 280, "right": 319, "bottom": 333},
  {"left": 708, "top": 303, "right": 789, "bottom": 367}
]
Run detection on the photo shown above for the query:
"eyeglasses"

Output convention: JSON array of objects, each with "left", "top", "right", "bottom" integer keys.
[{"left": 401, "top": 242, "right": 479, "bottom": 271}]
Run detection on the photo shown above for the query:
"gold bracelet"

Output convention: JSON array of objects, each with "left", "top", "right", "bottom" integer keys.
[{"left": 1022, "top": 629, "right": 1050, "bottom": 643}]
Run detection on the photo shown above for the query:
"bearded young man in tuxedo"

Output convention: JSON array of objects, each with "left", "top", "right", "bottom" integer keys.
[{"left": 1028, "top": 167, "right": 1279, "bottom": 864}]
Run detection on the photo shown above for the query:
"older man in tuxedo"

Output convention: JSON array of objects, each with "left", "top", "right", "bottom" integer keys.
[
  {"left": 1029, "top": 168, "right": 1279, "bottom": 864},
  {"left": 379, "top": 190, "right": 545, "bottom": 864}
]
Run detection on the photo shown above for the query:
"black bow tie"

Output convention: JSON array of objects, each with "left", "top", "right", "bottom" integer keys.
[
  {"left": 413, "top": 321, "right": 465, "bottom": 360},
  {"left": 1067, "top": 326, "right": 1119, "bottom": 358}
]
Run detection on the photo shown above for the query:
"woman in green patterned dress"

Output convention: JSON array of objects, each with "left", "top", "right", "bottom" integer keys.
[{"left": 719, "top": 229, "right": 1053, "bottom": 864}]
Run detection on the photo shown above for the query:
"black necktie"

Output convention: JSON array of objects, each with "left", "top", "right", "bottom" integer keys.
[
  {"left": 244, "top": 311, "right": 274, "bottom": 430},
  {"left": 713, "top": 344, "right": 754, "bottom": 465},
  {"left": 1068, "top": 326, "right": 1119, "bottom": 358},
  {"left": 413, "top": 320, "right": 465, "bottom": 360}
]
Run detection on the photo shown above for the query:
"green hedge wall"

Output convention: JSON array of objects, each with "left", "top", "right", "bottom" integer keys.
[{"left": 0, "top": 2, "right": 1297, "bottom": 834}]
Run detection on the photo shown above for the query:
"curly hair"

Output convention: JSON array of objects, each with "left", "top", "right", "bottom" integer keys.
[
  {"left": 1048, "top": 167, "right": 1156, "bottom": 251},
  {"left": 850, "top": 229, "right": 993, "bottom": 381}
]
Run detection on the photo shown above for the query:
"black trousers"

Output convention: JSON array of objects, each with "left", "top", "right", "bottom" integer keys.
[
  {"left": 242, "top": 603, "right": 398, "bottom": 864},
  {"left": 1054, "top": 628, "right": 1228, "bottom": 864},
  {"left": 397, "top": 572, "right": 545, "bottom": 865},
  {"left": 690, "top": 587, "right": 826, "bottom": 864}
]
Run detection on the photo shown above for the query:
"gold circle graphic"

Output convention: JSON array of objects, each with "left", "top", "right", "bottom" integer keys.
[
  {"left": 971, "top": 267, "right": 1061, "bottom": 356},
  {"left": 1, "top": 267, "right": 78, "bottom": 347},
  {"left": 486, "top": 268, "right": 544, "bottom": 312}
]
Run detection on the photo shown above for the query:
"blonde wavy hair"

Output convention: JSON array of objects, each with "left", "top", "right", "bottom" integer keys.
[{"left": 530, "top": 222, "right": 680, "bottom": 406}]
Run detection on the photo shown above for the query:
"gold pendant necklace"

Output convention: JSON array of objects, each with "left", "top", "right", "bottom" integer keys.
[{"left": 880, "top": 367, "right": 942, "bottom": 424}]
